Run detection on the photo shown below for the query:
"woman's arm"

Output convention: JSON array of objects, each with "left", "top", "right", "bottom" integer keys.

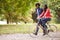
[
  {"left": 42, "top": 8, "right": 50, "bottom": 18},
  {"left": 39, "top": 11, "right": 44, "bottom": 18}
]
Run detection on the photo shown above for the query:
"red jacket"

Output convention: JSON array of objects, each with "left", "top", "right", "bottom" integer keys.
[{"left": 39, "top": 8, "right": 52, "bottom": 18}]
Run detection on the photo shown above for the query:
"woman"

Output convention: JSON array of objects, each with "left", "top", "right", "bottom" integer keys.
[{"left": 39, "top": 4, "right": 52, "bottom": 35}]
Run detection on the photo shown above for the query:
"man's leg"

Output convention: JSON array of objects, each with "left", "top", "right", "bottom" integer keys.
[
  {"left": 35, "top": 25, "right": 39, "bottom": 35},
  {"left": 34, "top": 19, "right": 41, "bottom": 35},
  {"left": 34, "top": 21, "right": 40, "bottom": 35}
]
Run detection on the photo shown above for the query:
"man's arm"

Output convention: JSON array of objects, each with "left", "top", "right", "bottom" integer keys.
[{"left": 39, "top": 11, "right": 44, "bottom": 18}]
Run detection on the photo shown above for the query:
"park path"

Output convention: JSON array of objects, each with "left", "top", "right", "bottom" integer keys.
[{"left": 0, "top": 32, "right": 60, "bottom": 40}]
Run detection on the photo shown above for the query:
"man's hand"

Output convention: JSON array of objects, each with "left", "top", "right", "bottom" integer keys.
[{"left": 37, "top": 16, "right": 39, "bottom": 19}]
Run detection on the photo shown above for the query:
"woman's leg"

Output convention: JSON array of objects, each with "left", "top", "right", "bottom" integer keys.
[{"left": 41, "top": 18, "right": 48, "bottom": 35}]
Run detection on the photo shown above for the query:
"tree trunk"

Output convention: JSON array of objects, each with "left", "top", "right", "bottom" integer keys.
[
  {"left": 56, "top": 10, "right": 60, "bottom": 23},
  {"left": 16, "top": 22, "right": 18, "bottom": 24},
  {"left": 7, "top": 18, "right": 9, "bottom": 24},
  {"left": 57, "top": 11, "right": 60, "bottom": 17},
  {"left": 56, "top": 9, "right": 60, "bottom": 17},
  {"left": 25, "top": 22, "right": 27, "bottom": 24}
]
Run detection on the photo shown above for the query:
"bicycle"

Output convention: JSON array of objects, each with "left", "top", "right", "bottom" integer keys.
[{"left": 29, "top": 20, "right": 57, "bottom": 38}]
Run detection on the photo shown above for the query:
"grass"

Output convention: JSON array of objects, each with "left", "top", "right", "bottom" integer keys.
[
  {"left": 0, "top": 23, "right": 36, "bottom": 34},
  {"left": 0, "top": 23, "right": 60, "bottom": 35}
]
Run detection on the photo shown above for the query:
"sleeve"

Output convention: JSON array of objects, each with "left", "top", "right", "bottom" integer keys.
[
  {"left": 37, "top": 9, "right": 40, "bottom": 16},
  {"left": 39, "top": 11, "right": 44, "bottom": 18}
]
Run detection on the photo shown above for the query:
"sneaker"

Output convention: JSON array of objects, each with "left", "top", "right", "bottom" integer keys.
[
  {"left": 33, "top": 33, "right": 37, "bottom": 35},
  {"left": 43, "top": 33, "right": 46, "bottom": 36},
  {"left": 48, "top": 30, "right": 50, "bottom": 33}
]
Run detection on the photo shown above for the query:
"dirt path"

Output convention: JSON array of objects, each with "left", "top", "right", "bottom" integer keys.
[{"left": 0, "top": 32, "right": 60, "bottom": 40}]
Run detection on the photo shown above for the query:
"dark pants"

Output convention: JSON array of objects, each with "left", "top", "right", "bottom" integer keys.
[
  {"left": 35, "top": 19, "right": 42, "bottom": 34},
  {"left": 35, "top": 18, "right": 51, "bottom": 35},
  {"left": 41, "top": 18, "right": 51, "bottom": 34}
]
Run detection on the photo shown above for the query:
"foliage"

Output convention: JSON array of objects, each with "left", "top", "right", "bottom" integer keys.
[
  {"left": 0, "top": 0, "right": 37, "bottom": 24},
  {"left": 0, "top": 0, "right": 60, "bottom": 24}
]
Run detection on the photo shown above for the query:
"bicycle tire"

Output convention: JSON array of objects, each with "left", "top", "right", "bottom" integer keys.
[{"left": 47, "top": 24, "right": 57, "bottom": 37}]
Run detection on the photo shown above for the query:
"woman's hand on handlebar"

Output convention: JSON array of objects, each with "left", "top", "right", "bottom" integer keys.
[
  {"left": 37, "top": 16, "right": 39, "bottom": 19},
  {"left": 37, "top": 16, "right": 42, "bottom": 19}
]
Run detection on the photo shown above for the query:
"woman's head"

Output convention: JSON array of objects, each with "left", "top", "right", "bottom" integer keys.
[
  {"left": 35, "top": 3, "right": 40, "bottom": 8},
  {"left": 44, "top": 4, "right": 48, "bottom": 12}
]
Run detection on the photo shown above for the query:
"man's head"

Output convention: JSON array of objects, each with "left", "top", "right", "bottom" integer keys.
[{"left": 35, "top": 3, "right": 40, "bottom": 8}]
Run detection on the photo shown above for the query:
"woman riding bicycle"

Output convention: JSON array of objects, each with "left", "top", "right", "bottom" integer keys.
[{"left": 38, "top": 4, "right": 52, "bottom": 36}]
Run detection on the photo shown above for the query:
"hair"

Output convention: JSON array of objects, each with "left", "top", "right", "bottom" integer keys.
[
  {"left": 35, "top": 3, "right": 40, "bottom": 7},
  {"left": 44, "top": 4, "right": 48, "bottom": 12}
]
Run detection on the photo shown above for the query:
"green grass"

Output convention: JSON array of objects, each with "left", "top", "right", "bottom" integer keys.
[
  {"left": 0, "top": 23, "right": 60, "bottom": 35},
  {"left": 56, "top": 24, "right": 60, "bottom": 31},
  {"left": 0, "top": 23, "right": 36, "bottom": 34}
]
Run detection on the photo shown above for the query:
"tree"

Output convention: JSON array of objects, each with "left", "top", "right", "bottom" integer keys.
[
  {"left": 0, "top": 0, "right": 37, "bottom": 24},
  {"left": 47, "top": 0, "right": 60, "bottom": 23}
]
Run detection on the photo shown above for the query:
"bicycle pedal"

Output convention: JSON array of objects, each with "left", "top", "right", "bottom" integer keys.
[{"left": 49, "top": 30, "right": 54, "bottom": 32}]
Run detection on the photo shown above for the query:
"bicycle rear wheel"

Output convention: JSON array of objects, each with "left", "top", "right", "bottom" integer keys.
[{"left": 47, "top": 24, "right": 57, "bottom": 37}]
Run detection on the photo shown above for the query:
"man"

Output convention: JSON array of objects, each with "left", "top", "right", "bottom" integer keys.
[{"left": 34, "top": 3, "right": 43, "bottom": 35}]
